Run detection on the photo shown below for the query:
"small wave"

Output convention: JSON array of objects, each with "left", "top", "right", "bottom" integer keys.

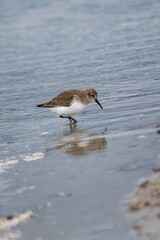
[{"left": 21, "top": 152, "right": 44, "bottom": 162}]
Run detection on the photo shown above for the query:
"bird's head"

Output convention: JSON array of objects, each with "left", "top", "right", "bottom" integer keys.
[{"left": 84, "top": 88, "right": 103, "bottom": 109}]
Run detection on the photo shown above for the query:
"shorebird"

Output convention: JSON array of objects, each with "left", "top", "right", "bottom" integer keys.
[{"left": 36, "top": 88, "right": 103, "bottom": 123}]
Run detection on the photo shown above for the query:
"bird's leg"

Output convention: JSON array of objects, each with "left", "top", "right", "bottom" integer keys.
[
  {"left": 60, "top": 115, "right": 77, "bottom": 123},
  {"left": 68, "top": 117, "right": 73, "bottom": 123},
  {"left": 60, "top": 115, "right": 72, "bottom": 122},
  {"left": 68, "top": 116, "right": 77, "bottom": 123}
]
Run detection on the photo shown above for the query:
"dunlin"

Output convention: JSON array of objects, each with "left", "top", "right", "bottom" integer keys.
[{"left": 36, "top": 88, "right": 103, "bottom": 123}]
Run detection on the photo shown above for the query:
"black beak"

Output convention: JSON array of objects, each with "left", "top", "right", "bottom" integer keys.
[{"left": 95, "top": 99, "right": 103, "bottom": 109}]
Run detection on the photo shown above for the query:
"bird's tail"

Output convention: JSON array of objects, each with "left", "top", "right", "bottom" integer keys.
[
  {"left": 36, "top": 103, "right": 50, "bottom": 107},
  {"left": 36, "top": 104, "right": 44, "bottom": 107}
]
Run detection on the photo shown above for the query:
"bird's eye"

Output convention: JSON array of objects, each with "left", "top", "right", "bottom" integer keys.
[{"left": 91, "top": 94, "right": 95, "bottom": 98}]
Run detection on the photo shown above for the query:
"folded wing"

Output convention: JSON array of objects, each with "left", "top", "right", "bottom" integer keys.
[{"left": 36, "top": 91, "right": 74, "bottom": 108}]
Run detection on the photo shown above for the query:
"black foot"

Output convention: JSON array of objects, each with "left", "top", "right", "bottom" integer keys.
[{"left": 69, "top": 122, "right": 77, "bottom": 131}]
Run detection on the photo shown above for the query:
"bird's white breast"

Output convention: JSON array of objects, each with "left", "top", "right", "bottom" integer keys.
[{"left": 51, "top": 101, "right": 87, "bottom": 116}]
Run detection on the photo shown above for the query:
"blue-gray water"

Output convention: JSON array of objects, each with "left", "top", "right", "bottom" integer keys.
[{"left": 0, "top": 0, "right": 160, "bottom": 239}]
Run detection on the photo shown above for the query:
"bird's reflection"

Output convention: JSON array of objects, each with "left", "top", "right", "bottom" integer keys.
[{"left": 48, "top": 124, "right": 107, "bottom": 156}]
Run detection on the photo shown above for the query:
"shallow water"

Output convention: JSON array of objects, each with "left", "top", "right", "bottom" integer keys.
[{"left": 0, "top": 0, "right": 160, "bottom": 239}]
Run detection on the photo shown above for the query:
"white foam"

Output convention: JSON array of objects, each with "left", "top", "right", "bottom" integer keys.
[
  {"left": 0, "top": 158, "right": 18, "bottom": 174},
  {"left": 0, "top": 143, "right": 7, "bottom": 147},
  {"left": 138, "top": 135, "right": 146, "bottom": 139},
  {"left": 0, "top": 210, "right": 33, "bottom": 231},
  {"left": 21, "top": 152, "right": 44, "bottom": 162},
  {"left": 14, "top": 186, "right": 36, "bottom": 195},
  {"left": 40, "top": 132, "right": 49, "bottom": 135}
]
